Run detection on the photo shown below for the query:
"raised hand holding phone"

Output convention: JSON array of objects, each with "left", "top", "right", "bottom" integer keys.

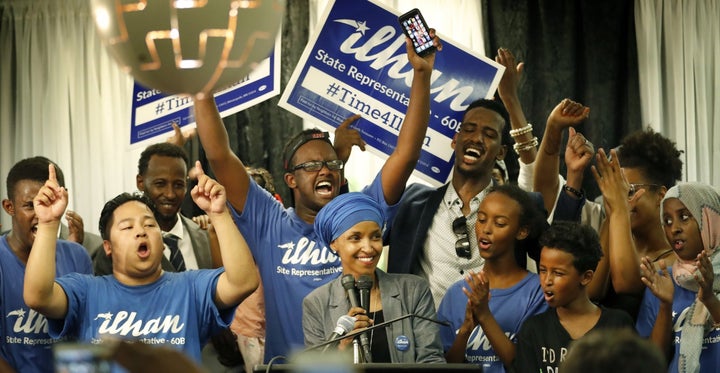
[{"left": 398, "top": 8, "right": 437, "bottom": 57}]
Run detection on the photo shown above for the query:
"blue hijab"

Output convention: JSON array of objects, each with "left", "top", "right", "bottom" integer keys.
[{"left": 314, "top": 192, "right": 385, "bottom": 249}]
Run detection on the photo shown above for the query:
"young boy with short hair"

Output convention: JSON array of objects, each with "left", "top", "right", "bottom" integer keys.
[{"left": 512, "top": 221, "right": 634, "bottom": 372}]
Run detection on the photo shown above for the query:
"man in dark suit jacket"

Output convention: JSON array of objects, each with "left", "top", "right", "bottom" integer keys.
[{"left": 386, "top": 99, "right": 584, "bottom": 307}]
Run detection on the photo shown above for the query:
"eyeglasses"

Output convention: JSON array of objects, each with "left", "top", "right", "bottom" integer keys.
[
  {"left": 289, "top": 159, "right": 344, "bottom": 172},
  {"left": 628, "top": 183, "right": 661, "bottom": 199},
  {"left": 452, "top": 216, "right": 471, "bottom": 259}
]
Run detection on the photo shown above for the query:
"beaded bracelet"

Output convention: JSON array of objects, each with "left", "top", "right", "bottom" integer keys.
[
  {"left": 510, "top": 123, "right": 533, "bottom": 137},
  {"left": 513, "top": 137, "right": 538, "bottom": 154},
  {"left": 563, "top": 184, "right": 585, "bottom": 199}
]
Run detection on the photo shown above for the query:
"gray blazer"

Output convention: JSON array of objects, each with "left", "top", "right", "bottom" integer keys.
[
  {"left": 92, "top": 214, "right": 213, "bottom": 275},
  {"left": 302, "top": 270, "right": 446, "bottom": 364}
]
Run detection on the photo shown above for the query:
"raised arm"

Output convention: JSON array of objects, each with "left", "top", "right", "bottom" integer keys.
[
  {"left": 23, "top": 164, "right": 69, "bottom": 319},
  {"left": 588, "top": 217, "right": 611, "bottom": 300},
  {"left": 190, "top": 162, "right": 258, "bottom": 309},
  {"left": 192, "top": 215, "right": 222, "bottom": 268},
  {"left": 166, "top": 122, "right": 196, "bottom": 147},
  {"left": 193, "top": 96, "right": 251, "bottom": 213},
  {"left": 533, "top": 99, "right": 590, "bottom": 213},
  {"left": 696, "top": 250, "right": 720, "bottom": 324},
  {"left": 564, "top": 127, "right": 595, "bottom": 197},
  {"left": 591, "top": 149, "right": 644, "bottom": 294},
  {"left": 378, "top": 30, "right": 441, "bottom": 205},
  {"left": 496, "top": 48, "right": 536, "bottom": 168},
  {"left": 333, "top": 116, "right": 366, "bottom": 164}
]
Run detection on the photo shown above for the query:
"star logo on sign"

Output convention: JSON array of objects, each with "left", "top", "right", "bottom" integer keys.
[{"left": 334, "top": 19, "right": 370, "bottom": 35}]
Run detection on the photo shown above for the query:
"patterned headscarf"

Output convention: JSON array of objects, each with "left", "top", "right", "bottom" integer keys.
[
  {"left": 314, "top": 192, "right": 385, "bottom": 250},
  {"left": 660, "top": 182, "right": 720, "bottom": 373}
]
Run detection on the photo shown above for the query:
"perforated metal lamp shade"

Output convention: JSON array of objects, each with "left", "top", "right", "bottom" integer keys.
[{"left": 91, "top": 0, "right": 285, "bottom": 96}]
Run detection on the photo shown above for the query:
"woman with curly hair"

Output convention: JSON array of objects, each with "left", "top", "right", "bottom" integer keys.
[{"left": 590, "top": 128, "right": 684, "bottom": 320}]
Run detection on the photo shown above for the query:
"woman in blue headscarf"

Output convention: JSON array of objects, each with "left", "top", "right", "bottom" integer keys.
[{"left": 302, "top": 192, "right": 445, "bottom": 364}]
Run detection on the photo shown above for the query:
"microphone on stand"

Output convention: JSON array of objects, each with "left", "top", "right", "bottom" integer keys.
[
  {"left": 341, "top": 274, "right": 372, "bottom": 363},
  {"left": 321, "top": 315, "right": 357, "bottom": 353},
  {"left": 356, "top": 274, "right": 373, "bottom": 314},
  {"left": 304, "top": 313, "right": 450, "bottom": 353}
]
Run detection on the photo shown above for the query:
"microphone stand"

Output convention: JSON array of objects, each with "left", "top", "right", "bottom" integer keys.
[{"left": 305, "top": 313, "right": 450, "bottom": 353}]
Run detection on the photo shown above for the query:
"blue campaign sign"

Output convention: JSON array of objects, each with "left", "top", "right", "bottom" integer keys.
[
  {"left": 279, "top": 0, "right": 504, "bottom": 186},
  {"left": 129, "top": 37, "right": 281, "bottom": 147}
]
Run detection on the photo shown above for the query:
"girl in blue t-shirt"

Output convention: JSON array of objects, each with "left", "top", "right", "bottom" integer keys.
[
  {"left": 638, "top": 182, "right": 720, "bottom": 373},
  {"left": 438, "top": 184, "right": 548, "bottom": 372}
]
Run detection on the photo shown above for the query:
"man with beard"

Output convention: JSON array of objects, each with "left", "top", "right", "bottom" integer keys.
[
  {"left": 93, "top": 143, "right": 213, "bottom": 274},
  {"left": 387, "top": 95, "right": 585, "bottom": 307}
]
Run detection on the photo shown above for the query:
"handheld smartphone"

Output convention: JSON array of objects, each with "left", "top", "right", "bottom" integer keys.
[
  {"left": 397, "top": 8, "right": 436, "bottom": 57},
  {"left": 54, "top": 342, "right": 112, "bottom": 373}
]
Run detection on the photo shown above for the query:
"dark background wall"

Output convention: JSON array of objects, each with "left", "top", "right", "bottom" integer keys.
[
  {"left": 181, "top": 0, "right": 309, "bottom": 216},
  {"left": 483, "top": 0, "right": 641, "bottom": 199}
]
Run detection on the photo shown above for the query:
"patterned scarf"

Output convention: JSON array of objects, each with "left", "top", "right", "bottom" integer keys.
[{"left": 661, "top": 182, "right": 720, "bottom": 373}]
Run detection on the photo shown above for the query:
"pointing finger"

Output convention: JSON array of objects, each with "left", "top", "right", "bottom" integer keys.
[
  {"left": 194, "top": 161, "right": 204, "bottom": 177},
  {"left": 337, "top": 114, "right": 362, "bottom": 130},
  {"left": 48, "top": 164, "right": 57, "bottom": 183}
]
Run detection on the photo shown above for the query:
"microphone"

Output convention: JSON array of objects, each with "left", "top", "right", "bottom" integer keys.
[
  {"left": 305, "top": 313, "right": 450, "bottom": 352},
  {"left": 341, "top": 274, "right": 359, "bottom": 308},
  {"left": 340, "top": 274, "right": 372, "bottom": 363},
  {"left": 356, "top": 275, "right": 372, "bottom": 313},
  {"left": 329, "top": 314, "right": 357, "bottom": 340},
  {"left": 321, "top": 315, "right": 356, "bottom": 353}
]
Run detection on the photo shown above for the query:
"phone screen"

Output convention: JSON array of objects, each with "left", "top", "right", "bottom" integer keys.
[
  {"left": 54, "top": 343, "right": 112, "bottom": 373},
  {"left": 398, "top": 9, "right": 436, "bottom": 57}
]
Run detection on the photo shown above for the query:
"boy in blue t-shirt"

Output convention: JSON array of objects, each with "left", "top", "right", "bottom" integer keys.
[
  {"left": 23, "top": 162, "right": 258, "bottom": 364},
  {"left": 1, "top": 156, "right": 93, "bottom": 373}
]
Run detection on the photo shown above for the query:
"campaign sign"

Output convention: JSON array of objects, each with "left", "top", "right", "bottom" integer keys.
[
  {"left": 279, "top": 0, "right": 504, "bottom": 185},
  {"left": 129, "top": 36, "right": 281, "bottom": 147}
]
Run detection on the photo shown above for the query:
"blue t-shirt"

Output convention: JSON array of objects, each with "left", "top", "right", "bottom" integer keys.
[
  {"left": 0, "top": 235, "right": 92, "bottom": 373},
  {"left": 49, "top": 269, "right": 232, "bottom": 363},
  {"left": 230, "top": 172, "right": 395, "bottom": 362},
  {"left": 437, "top": 272, "right": 547, "bottom": 372},
  {"left": 636, "top": 267, "right": 720, "bottom": 373}
]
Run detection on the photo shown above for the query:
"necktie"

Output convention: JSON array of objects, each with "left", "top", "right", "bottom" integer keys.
[{"left": 163, "top": 233, "right": 186, "bottom": 272}]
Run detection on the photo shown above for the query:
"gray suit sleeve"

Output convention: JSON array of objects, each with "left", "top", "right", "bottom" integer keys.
[
  {"left": 410, "top": 278, "right": 446, "bottom": 363},
  {"left": 302, "top": 290, "right": 330, "bottom": 348}
]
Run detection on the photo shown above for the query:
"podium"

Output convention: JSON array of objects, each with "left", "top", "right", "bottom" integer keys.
[{"left": 253, "top": 363, "right": 481, "bottom": 373}]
